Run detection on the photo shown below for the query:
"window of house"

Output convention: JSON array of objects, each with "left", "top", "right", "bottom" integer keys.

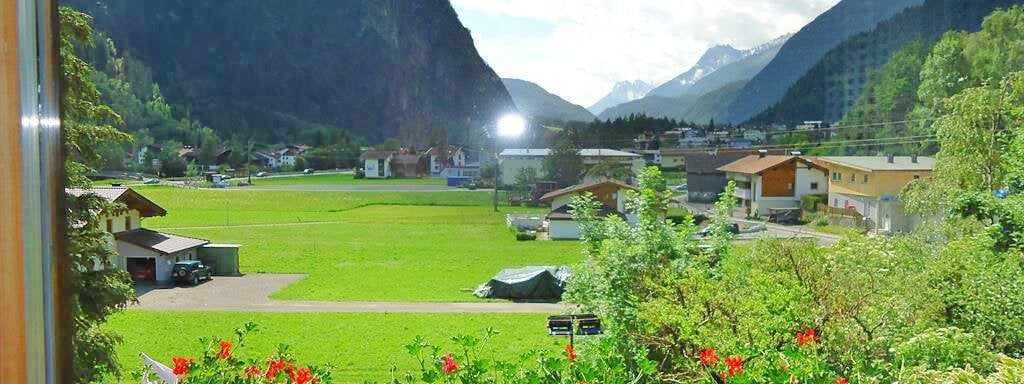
[
  {"left": 849, "top": 173, "right": 855, "bottom": 183},
  {"left": 810, "top": 182, "right": 819, "bottom": 190},
  {"left": 913, "top": 175, "right": 920, "bottom": 180},
  {"left": 124, "top": 217, "right": 131, "bottom": 231},
  {"left": 862, "top": 174, "right": 869, "bottom": 184},
  {"left": 834, "top": 198, "right": 839, "bottom": 207},
  {"left": 106, "top": 219, "right": 112, "bottom": 233}
]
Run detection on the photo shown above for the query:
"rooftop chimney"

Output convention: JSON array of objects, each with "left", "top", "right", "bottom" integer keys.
[
  {"left": 758, "top": 149, "right": 768, "bottom": 158},
  {"left": 886, "top": 154, "right": 895, "bottom": 163},
  {"left": 911, "top": 154, "right": 918, "bottom": 163}
]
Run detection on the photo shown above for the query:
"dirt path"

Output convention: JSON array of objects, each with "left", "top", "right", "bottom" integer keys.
[{"left": 135, "top": 274, "right": 569, "bottom": 314}]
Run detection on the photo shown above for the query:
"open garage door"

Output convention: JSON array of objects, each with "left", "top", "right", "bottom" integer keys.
[{"left": 126, "top": 257, "right": 156, "bottom": 281}]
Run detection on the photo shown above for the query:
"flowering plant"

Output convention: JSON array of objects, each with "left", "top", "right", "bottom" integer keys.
[
  {"left": 391, "top": 328, "right": 655, "bottom": 384},
  {"left": 139, "top": 323, "right": 332, "bottom": 384}
]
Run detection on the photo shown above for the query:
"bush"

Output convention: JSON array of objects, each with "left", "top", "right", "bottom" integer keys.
[
  {"left": 515, "top": 231, "right": 536, "bottom": 241},
  {"left": 800, "top": 194, "right": 828, "bottom": 212},
  {"left": 353, "top": 168, "right": 365, "bottom": 179}
]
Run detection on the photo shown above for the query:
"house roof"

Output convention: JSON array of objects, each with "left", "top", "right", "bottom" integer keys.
[
  {"left": 717, "top": 155, "right": 822, "bottom": 175},
  {"left": 816, "top": 156, "right": 935, "bottom": 172},
  {"left": 539, "top": 178, "right": 637, "bottom": 202},
  {"left": 425, "top": 145, "right": 464, "bottom": 156},
  {"left": 546, "top": 204, "right": 627, "bottom": 221},
  {"left": 392, "top": 154, "right": 423, "bottom": 165},
  {"left": 499, "top": 148, "right": 641, "bottom": 158},
  {"left": 66, "top": 187, "right": 167, "bottom": 217},
  {"left": 683, "top": 149, "right": 780, "bottom": 173},
  {"left": 115, "top": 229, "right": 209, "bottom": 255},
  {"left": 359, "top": 150, "right": 396, "bottom": 161}
]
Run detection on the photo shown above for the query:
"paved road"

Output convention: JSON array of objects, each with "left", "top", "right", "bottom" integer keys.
[{"left": 135, "top": 274, "right": 569, "bottom": 313}]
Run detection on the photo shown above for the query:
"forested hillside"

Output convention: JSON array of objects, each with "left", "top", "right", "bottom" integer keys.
[
  {"left": 747, "top": 0, "right": 1019, "bottom": 127},
  {"left": 502, "top": 78, "right": 595, "bottom": 122},
  {"left": 63, "top": 0, "right": 516, "bottom": 145},
  {"left": 722, "top": 0, "right": 923, "bottom": 124},
  {"left": 830, "top": 5, "right": 1024, "bottom": 155}
]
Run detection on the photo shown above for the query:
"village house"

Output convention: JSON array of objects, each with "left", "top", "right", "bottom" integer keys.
[
  {"left": 497, "top": 148, "right": 644, "bottom": 186},
  {"left": 67, "top": 187, "right": 238, "bottom": 284},
  {"left": 677, "top": 130, "right": 710, "bottom": 149},
  {"left": 683, "top": 149, "right": 777, "bottom": 203},
  {"left": 660, "top": 148, "right": 688, "bottom": 169},
  {"left": 717, "top": 153, "right": 829, "bottom": 217},
  {"left": 815, "top": 155, "right": 935, "bottom": 234},
  {"left": 360, "top": 150, "right": 395, "bottom": 178},
  {"left": 539, "top": 179, "right": 638, "bottom": 240},
  {"left": 425, "top": 145, "right": 471, "bottom": 177},
  {"left": 742, "top": 128, "right": 766, "bottom": 143}
]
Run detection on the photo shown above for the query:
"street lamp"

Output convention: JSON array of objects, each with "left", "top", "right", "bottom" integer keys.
[{"left": 491, "top": 113, "right": 526, "bottom": 212}]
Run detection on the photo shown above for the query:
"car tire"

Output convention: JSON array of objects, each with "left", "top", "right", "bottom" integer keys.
[{"left": 192, "top": 275, "right": 199, "bottom": 286}]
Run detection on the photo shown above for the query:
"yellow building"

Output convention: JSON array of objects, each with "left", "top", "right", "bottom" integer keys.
[{"left": 816, "top": 155, "right": 934, "bottom": 234}]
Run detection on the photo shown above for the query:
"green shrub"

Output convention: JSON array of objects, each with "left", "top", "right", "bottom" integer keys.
[
  {"left": 353, "top": 168, "right": 365, "bottom": 179},
  {"left": 801, "top": 193, "right": 828, "bottom": 212},
  {"left": 515, "top": 231, "right": 536, "bottom": 241}
]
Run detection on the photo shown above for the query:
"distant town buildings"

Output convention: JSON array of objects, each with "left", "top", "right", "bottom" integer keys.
[{"left": 497, "top": 148, "right": 644, "bottom": 186}]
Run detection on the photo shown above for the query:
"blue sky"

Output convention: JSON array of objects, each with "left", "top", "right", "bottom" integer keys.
[{"left": 452, "top": 0, "right": 841, "bottom": 107}]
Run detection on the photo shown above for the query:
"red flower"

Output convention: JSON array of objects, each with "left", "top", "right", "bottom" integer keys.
[
  {"left": 797, "top": 329, "right": 818, "bottom": 346},
  {"left": 440, "top": 354, "right": 460, "bottom": 374},
  {"left": 266, "top": 358, "right": 288, "bottom": 380},
  {"left": 217, "top": 341, "right": 233, "bottom": 360},
  {"left": 725, "top": 356, "right": 744, "bottom": 377},
  {"left": 245, "top": 365, "right": 261, "bottom": 379},
  {"left": 565, "top": 344, "right": 577, "bottom": 361},
  {"left": 835, "top": 378, "right": 848, "bottom": 384},
  {"left": 699, "top": 348, "right": 719, "bottom": 366},
  {"left": 289, "top": 367, "right": 316, "bottom": 384},
  {"left": 171, "top": 357, "right": 193, "bottom": 376}
]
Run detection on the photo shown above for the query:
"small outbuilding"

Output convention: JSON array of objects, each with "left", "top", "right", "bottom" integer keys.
[
  {"left": 474, "top": 266, "right": 570, "bottom": 300},
  {"left": 539, "top": 178, "right": 638, "bottom": 240}
]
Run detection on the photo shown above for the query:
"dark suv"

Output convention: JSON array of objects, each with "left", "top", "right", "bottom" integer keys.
[{"left": 171, "top": 260, "right": 212, "bottom": 285}]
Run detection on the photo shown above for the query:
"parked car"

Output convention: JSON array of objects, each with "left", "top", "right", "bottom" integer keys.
[
  {"left": 256, "top": 171, "right": 268, "bottom": 177},
  {"left": 303, "top": 168, "right": 315, "bottom": 174},
  {"left": 673, "top": 183, "right": 688, "bottom": 192},
  {"left": 221, "top": 174, "right": 232, "bottom": 180},
  {"left": 142, "top": 177, "right": 160, "bottom": 185},
  {"left": 171, "top": 260, "right": 212, "bottom": 286},
  {"left": 696, "top": 223, "right": 740, "bottom": 237}
]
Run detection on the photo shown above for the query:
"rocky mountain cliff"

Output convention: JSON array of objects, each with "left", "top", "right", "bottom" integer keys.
[
  {"left": 722, "top": 0, "right": 924, "bottom": 124},
  {"left": 587, "top": 80, "right": 654, "bottom": 116},
  {"left": 502, "top": 78, "right": 595, "bottom": 122},
  {"left": 64, "top": 0, "right": 517, "bottom": 145}
]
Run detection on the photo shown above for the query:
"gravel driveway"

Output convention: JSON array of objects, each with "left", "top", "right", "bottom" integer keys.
[{"left": 135, "top": 274, "right": 568, "bottom": 313}]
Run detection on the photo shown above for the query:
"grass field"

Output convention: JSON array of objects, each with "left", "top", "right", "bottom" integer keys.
[
  {"left": 136, "top": 187, "right": 581, "bottom": 301},
  {"left": 108, "top": 311, "right": 559, "bottom": 383},
  {"left": 243, "top": 173, "right": 447, "bottom": 186}
]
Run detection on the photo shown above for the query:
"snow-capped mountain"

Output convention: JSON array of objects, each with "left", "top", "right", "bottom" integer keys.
[
  {"left": 587, "top": 80, "right": 655, "bottom": 115},
  {"left": 647, "top": 35, "right": 792, "bottom": 98}
]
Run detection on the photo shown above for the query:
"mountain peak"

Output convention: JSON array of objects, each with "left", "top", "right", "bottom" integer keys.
[{"left": 588, "top": 80, "right": 655, "bottom": 115}]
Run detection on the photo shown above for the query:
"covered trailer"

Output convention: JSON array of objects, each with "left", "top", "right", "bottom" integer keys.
[{"left": 474, "top": 266, "right": 570, "bottom": 300}]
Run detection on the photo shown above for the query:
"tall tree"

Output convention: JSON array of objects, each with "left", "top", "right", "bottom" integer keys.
[
  {"left": 543, "top": 138, "right": 584, "bottom": 187},
  {"left": 59, "top": 6, "right": 136, "bottom": 382}
]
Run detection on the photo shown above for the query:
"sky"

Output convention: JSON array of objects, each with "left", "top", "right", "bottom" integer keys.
[{"left": 451, "top": 0, "right": 841, "bottom": 108}]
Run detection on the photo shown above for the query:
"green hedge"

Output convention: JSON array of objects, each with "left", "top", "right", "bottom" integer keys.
[{"left": 801, "top": 194, "right": 828, "bottom": 212}]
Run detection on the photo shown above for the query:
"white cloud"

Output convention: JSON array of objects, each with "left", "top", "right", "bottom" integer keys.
[{"left": 452, "top": 0, "right": 840, "bottom": 107}]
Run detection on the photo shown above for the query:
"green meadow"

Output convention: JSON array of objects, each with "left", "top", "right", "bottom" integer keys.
[{"left": 108, "top": 311, "right": 560, "bottom": 383}]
